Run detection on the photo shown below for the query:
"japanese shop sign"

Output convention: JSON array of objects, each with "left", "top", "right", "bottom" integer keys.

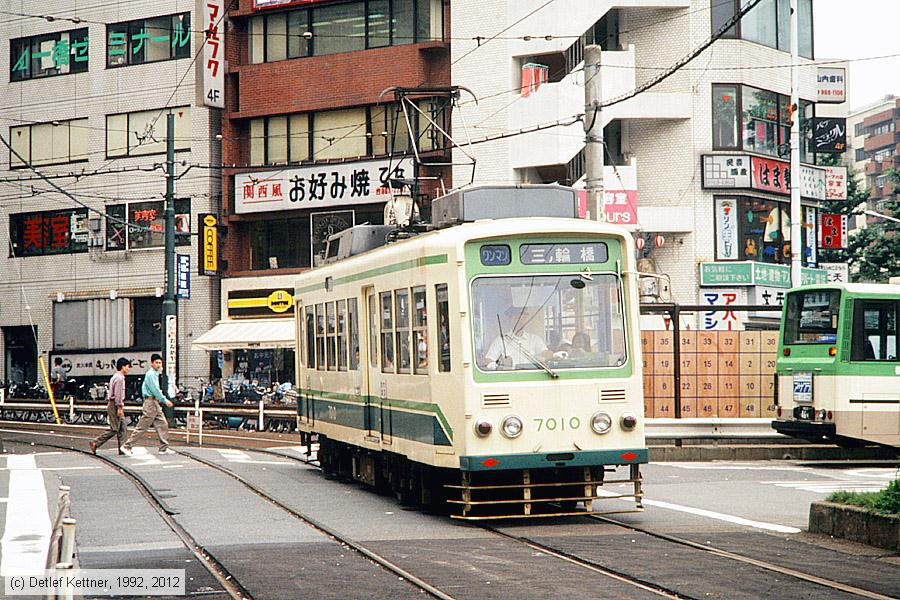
[
  {"left": 177, "top": 254, "right": 191, "bottom": 299},
  {"left": 106, "top": 200, "right": 191, "bottom": 251},
  {"left": 700, "top": 289, "right": 745, "bottom": 331},
  {"left": 50, "top": 352, "right": 154, "bottom": 378},
  {"left": 200, "top": 0, "right": 225, "bottom": 108},
  {"left": 751, "top": 286, "right": 786, "bottom": 319},
  {"left": 10, "top": 209, "right": 89, "bottom": 257},
  {"left": 699, "top": 262, "right": 753, "bottom": 286},
  {"left": 817, "top": 67, "right": 846, "bottom": 104},
  {"left": 166, "top": 315, "right": 178, "bottom": 385},
  {"left": 825, "top": 166, "right": 847, "bottom": 201},
  {"left": 812, "top": 118, "right": 847, "bottom": 153},
  {"left": 575, "top": 166, "right": 639, "bottom": 226},
  {"left": 11, "top": 30, "right": 88, "bottom": 75},
  {"left": 702, "top": 155, "right": 751, "bottom": 189},
  {"left": 234, "top": 158, "right": 414, "bottom": 214},
  {"left": 227, "top": 288, "right": 296, "bottom": 319},
  {"left": 805, "top": 205, "right": 818, "bottom": 266},
  {"left": 819, "top": 262, "right": 850, "bottom": 284},
  {"left": 700, "top": 261, "right": 827, "bottom": 288},
  {"left": 253, "top": 0, "right": 321, "bottom": 9},
  {"left": 750, "top": 156, "right": 826, "bottom": 200},
  {"left": 715, "top": 198, "right": 739, "bottom": 260},
  {"left": 818, "top": 213, "right": 847, "bottom": 249},
  {"left": 108, "top": 18, "right": 190, "bottom": 64},
  {"left": 199, "top": 214, "right": 219, "bottom": 276}
]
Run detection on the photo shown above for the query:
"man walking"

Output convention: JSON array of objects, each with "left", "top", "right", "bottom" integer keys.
[
  {"left": 50, "top": 357, "right": 67, "bottom": 399},
  {"left": 90, "top": 358, "right": 131, "bottom": 454},
  {"left": 122, "top": 353, "right": 174, "bottom": 456}
]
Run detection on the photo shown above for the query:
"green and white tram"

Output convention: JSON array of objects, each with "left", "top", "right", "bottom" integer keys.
[
  {"left": 293, "top": 186, "right": 647, "bottom": 518},
  {"left": 773, "top": 283, "right": 900, "bottom": 448}
]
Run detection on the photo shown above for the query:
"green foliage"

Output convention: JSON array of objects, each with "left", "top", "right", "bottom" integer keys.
[{"left": 827, "top": 479, "right": 900, "bottom": 515}]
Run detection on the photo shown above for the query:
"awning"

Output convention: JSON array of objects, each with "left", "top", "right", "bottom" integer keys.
[{"left": 192, "top": 319, "right": 295, "bottom": 351}]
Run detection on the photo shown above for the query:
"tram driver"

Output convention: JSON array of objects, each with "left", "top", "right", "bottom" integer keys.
[{"left": 483, "top": 306, "right": 553, "bottom": 370}]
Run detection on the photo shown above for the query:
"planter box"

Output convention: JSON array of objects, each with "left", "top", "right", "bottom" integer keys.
[{"left": 809, "top": 501, "right": 900, "bottom": 551}]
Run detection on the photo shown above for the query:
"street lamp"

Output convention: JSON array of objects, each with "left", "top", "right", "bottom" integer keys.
[{"left": 863, "top": 209, "right": 900, "bottom": 224}]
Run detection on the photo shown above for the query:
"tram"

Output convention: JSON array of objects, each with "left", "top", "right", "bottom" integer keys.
[
  {"left": 772, "top": 283, "right": 900, "bottom": 448},
  {"left": 293, "top": 185, "right": 647, "bottom": 518}
]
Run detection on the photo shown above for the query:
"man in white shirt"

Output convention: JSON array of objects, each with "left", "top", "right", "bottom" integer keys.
[{"left": 483, "top": 306, "right": 550, "bottom": 370}]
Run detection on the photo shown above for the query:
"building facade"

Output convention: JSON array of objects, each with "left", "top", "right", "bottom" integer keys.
[
  {"left": 847, "top": 96, "right": 899, "bottom": 207},
  {"left": 1, "top": 1, "right": 221, "bottom": 390},
  {"left": 451, "top": 0, "right": 846, "bottom": 318}
]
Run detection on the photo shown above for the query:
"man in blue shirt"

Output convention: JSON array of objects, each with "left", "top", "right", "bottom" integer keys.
[{"left": 122, "top": 353, "right": 174, "bottom": 456}]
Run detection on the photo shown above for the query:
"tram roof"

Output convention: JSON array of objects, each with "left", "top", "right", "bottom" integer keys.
[{"left": 796, "top": 282, "right": 900, "bottom": 296}]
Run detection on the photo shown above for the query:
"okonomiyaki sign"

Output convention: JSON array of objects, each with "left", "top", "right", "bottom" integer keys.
[{"left": 234, "top": 158, "right": 413, "bottom": 214}]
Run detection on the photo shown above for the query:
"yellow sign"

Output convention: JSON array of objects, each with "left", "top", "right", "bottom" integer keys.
[
  {"left": 200, "top": 213, "right": 218, "bottom": 275},
  {"left": 267, "top": 290, "right": 293, "bottom": 313}
]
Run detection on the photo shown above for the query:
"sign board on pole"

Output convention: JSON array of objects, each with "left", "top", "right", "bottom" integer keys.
[
  {"left": 177, "top": 254, "right": 191, "bottom": 299},
  {"left": 199, "top": 213, "right": 218, "bottom": 276},
  {"left": 818, "top": 214, "right": 848, "bottom": 249},
  {"left": 186, "top": 414, "right": 203, "bottom": 446},
  {"left": 165, "top": 314, "right": 177, "bottom": 388},
  {"left": 199, "top": 0, "right": 225, "bottom": 108},
  {"left": 817, "top": 67, "right": 847, "bottom": 104},
  {"left": 819, "top": 262, "right": 850, "bottom": 284}
]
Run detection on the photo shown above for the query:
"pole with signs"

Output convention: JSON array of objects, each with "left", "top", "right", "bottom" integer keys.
[
  {"left": 789, "top": 0, "right": 802, "bottom": 288},
  {"left": 162, "top": 113, "right": 177, "bottom": 399}
]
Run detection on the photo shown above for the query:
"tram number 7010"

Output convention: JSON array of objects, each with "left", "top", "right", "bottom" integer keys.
[{"left": 534, "top": 417, "right": 582, "bottom": 431}]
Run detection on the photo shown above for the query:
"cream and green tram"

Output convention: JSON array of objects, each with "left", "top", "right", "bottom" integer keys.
[
  {"left": 773, "top": 283, "right": 900, "bottom": 448},
  {"left": 293, "top": 214, "right": 647, "bottom": 518}
]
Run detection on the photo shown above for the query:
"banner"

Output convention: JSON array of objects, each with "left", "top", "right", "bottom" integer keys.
[
  {"left": 825, "top": 166, "right": 848, "bottom": 201},
  {"left": 177, "top": 254, "right": 191, "bottom": 299},
  {"left": 199, "top": 0, "right": 225, "bottom": 108},
  {"left": 199, "top": 213, "right": 218, "bottom": 276},
  {"left": 818, "top": 214, "right": 847, "bottom": 249},
  {"left": 812, "top": 118, "right": 847, "bottom": 153},
  {"left": 715, "top": 198, "right": 739, "bottom": 260}
]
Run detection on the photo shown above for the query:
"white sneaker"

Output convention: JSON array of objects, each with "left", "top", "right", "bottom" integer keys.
[
  {"left": 119, "top": 447, "right": 133, "bottom": 456},
  {"left": 158, "top": 448, "right": 176, "bottom": 455}
]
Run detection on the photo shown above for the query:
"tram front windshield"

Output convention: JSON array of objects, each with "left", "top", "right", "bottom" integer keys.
[
  {"left": 783, "top": 290, "right": 841, "bottom": 344},
  {"left": 471, "top": 274, "right": 627, "bottom": 372}
]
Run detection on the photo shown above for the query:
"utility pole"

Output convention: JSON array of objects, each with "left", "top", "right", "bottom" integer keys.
[
  {"left": 162, "top": 112, "right": 177, "bottom": 400},
  {"left": 583, "top": 44, "right": 605, "bottom": 222},
  {"left": 789, "top": 0, "right": 802, "bottom": 287}
]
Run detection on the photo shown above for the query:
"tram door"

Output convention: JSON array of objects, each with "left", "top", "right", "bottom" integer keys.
[{"left": 364, "top": 288, "right": 390, "bottom": 443}]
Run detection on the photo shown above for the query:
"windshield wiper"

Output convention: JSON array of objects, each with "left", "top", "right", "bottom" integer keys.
[{"left": 503, "top": 334, "right": 559, "bottom": 379}]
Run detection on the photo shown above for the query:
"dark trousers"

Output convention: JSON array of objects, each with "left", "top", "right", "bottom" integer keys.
[{"left": 93, "top": 400, "right": 127, "bottom": 450}]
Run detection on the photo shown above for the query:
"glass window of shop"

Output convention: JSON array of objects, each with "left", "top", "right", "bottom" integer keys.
[
  {"left": 248, "top": 0, "right": 441, "bottom": 64},
  {"left": 250, "top": 216, "right": 312, "bottom": 270},
  {"left": 718, "top": 196, "right": 817, "bottom": 266},
  {"left": 230, "top": 349, "right": 295, "bottom": 388},
  {"left": 711, "top": 0, "right": 812, "bottom": 58}
]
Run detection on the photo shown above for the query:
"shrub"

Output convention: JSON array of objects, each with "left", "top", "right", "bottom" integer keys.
[{"left": 827, "top": 479, "right": 900, "bottom": 516}]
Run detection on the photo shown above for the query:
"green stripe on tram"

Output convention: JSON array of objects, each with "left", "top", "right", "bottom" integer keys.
[
  {"left": 299, "top": 388, "right": 454, "bottom": 444},
  {"left": 296, "top": 254, "right": 449, "bottom": 294}
]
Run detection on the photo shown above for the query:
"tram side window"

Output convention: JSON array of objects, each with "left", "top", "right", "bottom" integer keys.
[
  {"left": 380, "top": 292, "right": 395, "bottom": 373},
  {"left": 315, "top": 303, "right": 326, "bottom": 369},
  {"left": 413, "top": 286, "right": 428, "bottom": 374},
  {"left": 305, "top": 307, "right": 315, "bottom": 369},
  {"left": 396, "top": 289, "right": 411, "bottom": 373},
  {"left": 368, "top": 294, "right": 378, "bottom": 368},
  {"left": 436, "top": 284, "right": 451, "bottom": 372},
  {"left": 348, "top": 298, "right": 360, "bottom": 370},
  {"left": 326, "top": 302, "right": 337, "bottom": 370},
  {"left": 337, "top": 300, "right": 348, "bottom": 371},
  {"left": 784, "top": 290, "right": 840, "bottom": 344},
  {"left": 851, "top": 301, "right": 899, "bottom": 361}
]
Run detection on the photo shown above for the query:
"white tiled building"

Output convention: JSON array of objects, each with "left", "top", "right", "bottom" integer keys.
[
  {"left": 452, "top": 0, "right": 847, "bottom": 317},
  {"left": 0, "top": 1, "right": 220, "bottom": 389}
]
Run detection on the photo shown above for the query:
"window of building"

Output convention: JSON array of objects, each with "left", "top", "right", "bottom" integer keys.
[
  {"left": 869, "top": 121, "right": 895, "bottom": 137},
  {"left": 436, "top": 284, "right": 451, "bottom": 372},
  {"left": 249, "top": 216, "right": 312, "bottom": 270},
  {"left": 711, "top": 0, "right": 812, "bottom": 58},
  {"left": 851, "top": 300, "right": 899, "bottom": 361},
  {"left": 412, "top": 287, "right": 428, "bottom": 373},
  {"left": 106, "top": 106, "right": 191, "bottom": 158},
  {"left": 10, "top": 28, "right": 89, "bottom": 82},
  {"left": 855, "top": 148, "right": 868, "bottom": 162},
  {"left": 712, "top": 85, "right": 739, "bottom": 149},
  {"left": 873, "top": 148, "right": 893, "bottom": 163},
  {"left": 854, "top": 123, "right": 865, "bottom": 137},
  {"left": 875, "top": 175, "right": 888, "bottom": 188},
  {"left": 248, "top": 0, "right": 441, "bottom": 64},
  {"left": 743, "top": 87, "right": 780, "bottom": 156},
  {"left": 380, "top": 292, "right": 395, "bottom": 373},
  {"left": 106, "top": 13, "right": 191, "bottom": 68},
  {"left": 53, "top": 298, "right": 135, "bottom": 350},
  {"left": 10, "top": 119, "right": 89, "bottom": 168},
  {"left": 716, "top": 196, "right": 818, "bottom": 266},
  {"left": 313, "top": 107, "right": 368, "bottom": 160},
  {"left": 105, "top": 199, "right": 190, "bottom": 251},
  {"left": 9, "top": 209, "right": 89, "bottom": 257}
]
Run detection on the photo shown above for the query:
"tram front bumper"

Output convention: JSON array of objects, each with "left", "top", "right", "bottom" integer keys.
[
  {"left": 772, "top": 419, "right": 836, "bottom": 441},
  {"left": 459, "top": 448, "right": 648, "bottom": 471}
]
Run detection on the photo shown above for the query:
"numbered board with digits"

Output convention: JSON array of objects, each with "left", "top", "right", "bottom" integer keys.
[{"left": 642, "top": 330, "right": 779, "bottom": 418}]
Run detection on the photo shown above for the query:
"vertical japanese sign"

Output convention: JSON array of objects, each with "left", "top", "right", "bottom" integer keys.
[
  {"left": 825, "top": 166, "right": 848, "bottom": 201},
  {"left": 818, "top": 214, "right": 847, "bottom": 249},
  {"left": 165, "top": 314, "right": 177, "bottom": 390},
  {"left": 805, "top": 206, "right": 817, "bottom": 266},
  {"left": 199, "top": 214, "right": 218, "bottom": 275},
  {"left": 177, "top": 254, "right": 191, "bottom": 299},
  {"left": 715, "top": 198, "right": 739, "bottom": 260},
  {"left": 700, "top": 289, "right": 745, "bottom": 331},
  {"left": 199, "top": 0, "right": 225, "bottom": 108}
]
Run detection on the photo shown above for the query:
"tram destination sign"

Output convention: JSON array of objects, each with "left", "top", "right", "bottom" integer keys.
[{"left": 520, "top": 242, "right": 608, "bottom": 265}]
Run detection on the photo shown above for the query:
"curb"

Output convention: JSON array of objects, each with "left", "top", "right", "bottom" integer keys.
[
  {"left": 648, "top": 444, "right": 897, "bottom": 462},
  {"left": 809, "top": 501, "right": 900, "bottom": 551}
]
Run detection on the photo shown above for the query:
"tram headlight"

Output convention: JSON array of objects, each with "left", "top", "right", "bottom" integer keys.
[
  {"left": 474, "top": 418, "right": 493, "bottom": 437},
  {"left": 500, "top": 415, "right": 523, "bottom": 439},
  {"left": 590, "top": 411, "right": 612, "bottom": 435},
  {"left": 620, "top": 413, "right": 638, "bottom": 431}
]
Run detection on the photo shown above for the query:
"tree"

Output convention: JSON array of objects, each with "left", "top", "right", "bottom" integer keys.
[{"left": 818, "top": 159, "right": 900, "bottom": 282}]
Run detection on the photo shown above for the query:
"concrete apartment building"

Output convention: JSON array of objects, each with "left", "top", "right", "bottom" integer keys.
[
  {"left": 847, "top": 95, "right": 899, "bottom": 206},
  {"left": 452, "top": 0, "right": 849, "bottom": 316},
  {"left": 1, "top": 1, "right": 221, "bottom": 389}
]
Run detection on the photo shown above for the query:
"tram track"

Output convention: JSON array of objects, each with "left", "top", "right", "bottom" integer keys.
[{"left": 3, "top": 436, "right": 252, "bottom": 600}]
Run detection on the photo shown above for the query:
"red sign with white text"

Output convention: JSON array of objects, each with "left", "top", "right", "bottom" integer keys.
[
  {"left": 818, "top": 213, "right": 847, "bottom": 249},
  {"left": 577, "top": 190, "right": 639, "bottom": 225},
  {"left": 751, "top": 156, "right": 791, "bottom": 195}
]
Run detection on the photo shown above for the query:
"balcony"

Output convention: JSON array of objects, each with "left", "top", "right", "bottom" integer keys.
[
  {"left": 866, "top": 155, "right": 898, "bottom": 175},
  {"left": 863, "top": 131, "right": 900, "bottom": 154},
  {"left": 508, "top": 45, "right": 689, "bottom": 170}
]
